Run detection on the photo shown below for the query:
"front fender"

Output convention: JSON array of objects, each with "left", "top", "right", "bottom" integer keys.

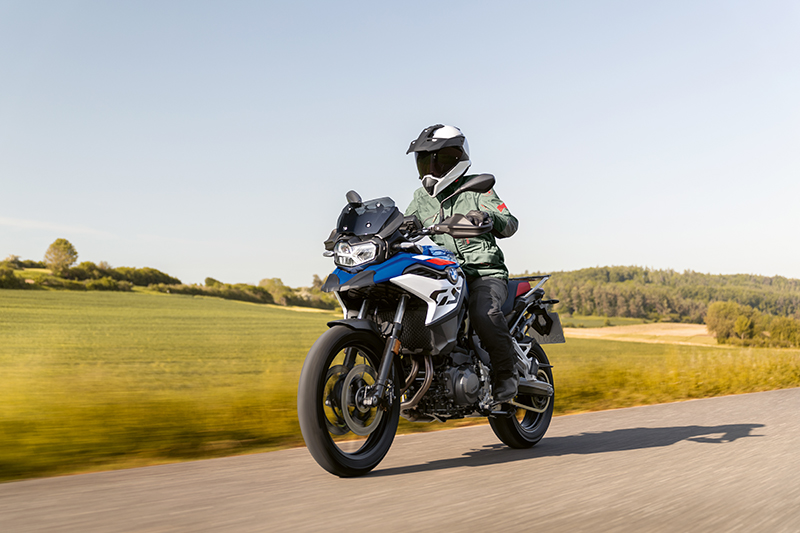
[{"left": 327, "top": 318, "right": 382, "bottom": 338}]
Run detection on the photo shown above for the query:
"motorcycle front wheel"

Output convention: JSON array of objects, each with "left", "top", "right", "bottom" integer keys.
[
  {"left": 297, "top": 325, "right": 400, "bottom": 477},
  {"left": 489, "top": 344, "right": 554, "bottom": 448}
]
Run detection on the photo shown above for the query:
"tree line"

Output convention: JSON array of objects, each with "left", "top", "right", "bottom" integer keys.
[
  {"left": 706, "top": 301, "right": 800, "bottom": 348},
  {"left": 523, "top": 266, "right": 800, "bottom": 323},
  {"left": 7, "top": 241, "right": 800, "bottom": 320},
  {"left": 2, "top": 248, "right": 180, "bottom": 291},
  {"left": 1, "top": 238, "right": 336, "bottom": 310},
  {"left": 148, "top": 276, "right": 335, "bottom": 309}
]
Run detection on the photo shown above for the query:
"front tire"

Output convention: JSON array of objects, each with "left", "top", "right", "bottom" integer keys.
[
  {"left": 297, "top": 326, "right": 400, "bottom": 477},
  {"left": 489, "top": 344, "right": 554, "bottom": 448}
]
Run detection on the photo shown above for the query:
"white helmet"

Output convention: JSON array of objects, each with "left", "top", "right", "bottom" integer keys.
[{"left": 407, "top": 124, "right": 471, "bottom": 197}]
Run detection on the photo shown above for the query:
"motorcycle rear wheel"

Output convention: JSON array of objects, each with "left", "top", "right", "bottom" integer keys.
[
  {"left": 297, "top": 325, "right": 400, "bottom": 477},
  {"left": 489, "top": 344, "right": 554, "bottom": 448}
]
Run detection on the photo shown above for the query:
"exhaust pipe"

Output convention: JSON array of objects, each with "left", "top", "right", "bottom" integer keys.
[{"left": 518, "top": 377, "right": 553, "bottom": 397}]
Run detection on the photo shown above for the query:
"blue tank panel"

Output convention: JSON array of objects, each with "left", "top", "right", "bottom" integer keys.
[
  {"left": 370, "top": 254, "right": 419, "bottom": 283},
  {"left": 420, "top": 245, "right": 458, "bottom": 263},
  {"left": 330, "top": 251, "right": 458, "bottom": 287},
  {"left": 370, "top": 252, "right": 457, "bottom": 283}
]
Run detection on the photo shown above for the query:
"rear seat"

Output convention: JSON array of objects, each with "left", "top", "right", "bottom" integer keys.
[{"left": 502, "top": 279, "right": 531, "bottom": 317}]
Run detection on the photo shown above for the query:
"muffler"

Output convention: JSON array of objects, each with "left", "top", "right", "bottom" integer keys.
[{"left": 518, "top": 377, "right": 554, "bottom": 397}]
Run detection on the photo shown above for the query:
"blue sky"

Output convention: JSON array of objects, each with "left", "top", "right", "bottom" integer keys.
[{"left": 2, "top": 1, "right": 799, "bottom": 287}]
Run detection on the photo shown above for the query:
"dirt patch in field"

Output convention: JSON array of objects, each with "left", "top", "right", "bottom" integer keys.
[{"left": 564, "top": 323, "right": 716, "bottom": 346}]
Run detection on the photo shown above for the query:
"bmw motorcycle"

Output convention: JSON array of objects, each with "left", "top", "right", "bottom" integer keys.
[{"left": 297, "top": 174, "right": 564, "bottom": 477}]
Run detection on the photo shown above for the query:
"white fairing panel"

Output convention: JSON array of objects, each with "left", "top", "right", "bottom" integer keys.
[{"left": 390, "top": 273, "right": 465, "bottom": 325}]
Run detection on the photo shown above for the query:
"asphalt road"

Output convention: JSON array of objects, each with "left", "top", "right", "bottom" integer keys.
[{"left": 2, "top": 388, "right": 800, "bottom": 532}]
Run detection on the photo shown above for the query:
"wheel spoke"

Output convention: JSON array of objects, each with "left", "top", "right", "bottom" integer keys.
[{"left": 323, "top": 365, "right": 349, "bottom": 435}]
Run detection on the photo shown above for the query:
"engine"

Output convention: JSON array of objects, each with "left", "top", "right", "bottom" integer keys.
[
  {"left": 442, "top": 365, "right": 481, "bottom": 405},
  {"left": 402, "top": 349, "right": 488, "bottom": 421}
]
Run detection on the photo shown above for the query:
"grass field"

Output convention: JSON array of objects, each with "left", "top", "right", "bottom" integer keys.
[
  {"left": 0, "top": 290, "right": 338, "bottom": 480},
  {"left": 13, "top": 268, "right": 52, "bottom": 276},
  {"left": 2, "top": 290, "right": 799, "bottom": 481}
]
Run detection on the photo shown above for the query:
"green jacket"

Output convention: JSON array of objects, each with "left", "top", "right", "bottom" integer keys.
[{"left": 405, "top": 174, "right": 519, "bottom": 280}]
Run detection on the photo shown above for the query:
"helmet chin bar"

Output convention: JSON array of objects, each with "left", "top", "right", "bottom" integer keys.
[
  {"left": 422, "top": 160, "right": 472, "bottom": 197},
  {"left": 422, "top": 176, "right": 438, "bottom": 195}
]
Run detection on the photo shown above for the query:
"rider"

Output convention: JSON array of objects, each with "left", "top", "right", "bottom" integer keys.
[{"left": 405, "top": 124, "right": 520, "bottom": 403}]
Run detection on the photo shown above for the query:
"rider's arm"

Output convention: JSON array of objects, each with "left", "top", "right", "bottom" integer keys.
[
  {"left": 480, "top": 189, "right": 518, "bottom": 239},
  {"left": 404, "top": 196, "right": 419, "bottom": 219},
  {"left": 405, "top": 188, "right": 438, "bottom": 226}
]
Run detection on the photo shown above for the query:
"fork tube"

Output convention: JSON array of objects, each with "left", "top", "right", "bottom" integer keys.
[
  {"left": 370, "top": 295, "right": 408, "bottom": 406},
  {"left": 357, "top": 300, "right": 369, "bottom": 319},
  {"left": 343, "top": 300, "right": 370, "bottom": 369}
]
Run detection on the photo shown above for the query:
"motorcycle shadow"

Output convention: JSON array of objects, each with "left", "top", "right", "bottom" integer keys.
[{"left": 368, "top": 423, "right": 765, "bottom": 477}]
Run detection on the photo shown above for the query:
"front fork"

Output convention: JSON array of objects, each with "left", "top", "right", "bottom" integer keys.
[
  {"left": 342, "top": 300, "right": 370, "bottom": 369},
  {"left": 363, "top": 295, "right": 408, "bottom": 409}
]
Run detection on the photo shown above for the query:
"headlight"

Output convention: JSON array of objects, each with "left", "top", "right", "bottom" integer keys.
[{"left": 334, "top": 240, "right": 378, "bottom": 268}]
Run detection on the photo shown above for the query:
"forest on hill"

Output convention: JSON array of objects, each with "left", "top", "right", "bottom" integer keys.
[{"left": 525, "top": 266, "right": 800, "bottom": 323}]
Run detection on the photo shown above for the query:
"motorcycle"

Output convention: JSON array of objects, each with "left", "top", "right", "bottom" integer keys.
[{"left": 297, "top": 174, "right": 564, "bottom": 477}]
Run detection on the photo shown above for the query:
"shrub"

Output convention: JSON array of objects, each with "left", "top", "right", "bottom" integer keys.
[
  {"left": 0, "top": 267, "right": 25, "bottom": 289},
  {"left": 257, "top": 278, "right": 335, "bottom": 309},
  {"left": 66, "top": 262, "right": 104, "bottom": 281},
  {"left": 85, "top": 277, "right": 133, "bottom": 292},
  {"left": 19, "top": 259, "right": 47, "bottom": 269},
  {"left": 149, "top": 283, "right": 274, "bottom": 305},
  {"left": 258, "top": 278, "right": 294, "bottom": 305},
  {"left": 3, "top": 255, "right": 22, "bottom": 270},
  {"left": 40, "top": 277, "right": 87, "bottom": 291},
  {"left": 114, "top": 267, "right": 181, "bottom": 286}
]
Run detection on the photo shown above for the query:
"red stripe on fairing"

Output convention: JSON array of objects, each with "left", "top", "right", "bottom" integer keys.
[
  {"left": 426, "top": 258, "right": 456, "bottom": 266},
  {"left": 498, "top": 203, "right": 507, "bottom": 212},
  {"left": 516, "top": 282, "right": 531, "bottom": 297}
]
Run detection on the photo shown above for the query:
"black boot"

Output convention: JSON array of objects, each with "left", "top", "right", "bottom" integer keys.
[{"left": 493, "top": 372, "right": 518, "bottom": 403}]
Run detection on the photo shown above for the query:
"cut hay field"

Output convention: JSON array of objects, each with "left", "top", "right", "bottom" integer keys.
[
  {"left": 2, "top": 290, "right": 799, "bottom": 481},
  {"left": 564, "top": 322, "right": 716, "bottom": 346},
  {"left": 560, "top": 315, "right": 649, "bottom": 328}
]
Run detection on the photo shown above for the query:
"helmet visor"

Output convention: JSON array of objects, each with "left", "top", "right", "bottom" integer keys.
[{"left": 415, "top": 147, "right": 464, "bottom": 179}]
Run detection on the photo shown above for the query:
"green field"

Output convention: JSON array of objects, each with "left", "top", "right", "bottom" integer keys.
[
  {"left": 2, "top": 290, "right": 799, "bottom": 481},
  {"left": 0, "top": 290, "right": 338, "bottom": 480}
]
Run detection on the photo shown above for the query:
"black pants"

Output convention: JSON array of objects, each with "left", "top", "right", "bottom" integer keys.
[{"left": 468, "top": 277, "right": 515, "bottom": 381}]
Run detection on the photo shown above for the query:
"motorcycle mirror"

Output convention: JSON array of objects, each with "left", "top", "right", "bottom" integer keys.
[
  {"left": 346, "top": 190, "right": 363, "bottom": 207},
  {"left": 452, "top": 173, "right": 496, "bottom": 196},
  {"left": 437, "top": 174, "right": 496, "bottom": 225}
]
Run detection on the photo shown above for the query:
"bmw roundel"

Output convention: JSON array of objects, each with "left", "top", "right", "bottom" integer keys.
[{"left": 445, "top": 266, "right": 460, "bottom": 285}]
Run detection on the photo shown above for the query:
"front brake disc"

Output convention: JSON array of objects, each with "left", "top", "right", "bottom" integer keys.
[{"left": 341, "top": 364, "right": 383, "bottom": 437}]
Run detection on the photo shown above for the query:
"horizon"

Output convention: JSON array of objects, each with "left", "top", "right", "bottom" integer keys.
[
  {"left": 7, "top": 242, "right": 800, "bottom": 288},
  {"left": 2, "top": 1, "right": 799, "bottom": 287}
]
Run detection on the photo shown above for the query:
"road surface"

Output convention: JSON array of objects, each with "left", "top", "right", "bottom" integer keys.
[{"left": 2, "top": 388, "right": 799, "bottom": 532}]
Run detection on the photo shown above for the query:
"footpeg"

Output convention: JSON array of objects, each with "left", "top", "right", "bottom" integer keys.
[{"left": 488, "top": 404, "right": 514, "bottom": 417}]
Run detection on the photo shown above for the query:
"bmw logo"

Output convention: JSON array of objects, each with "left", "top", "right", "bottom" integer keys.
[{"left": 445, "top": 266, "right": 460, "bottom": 285}]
